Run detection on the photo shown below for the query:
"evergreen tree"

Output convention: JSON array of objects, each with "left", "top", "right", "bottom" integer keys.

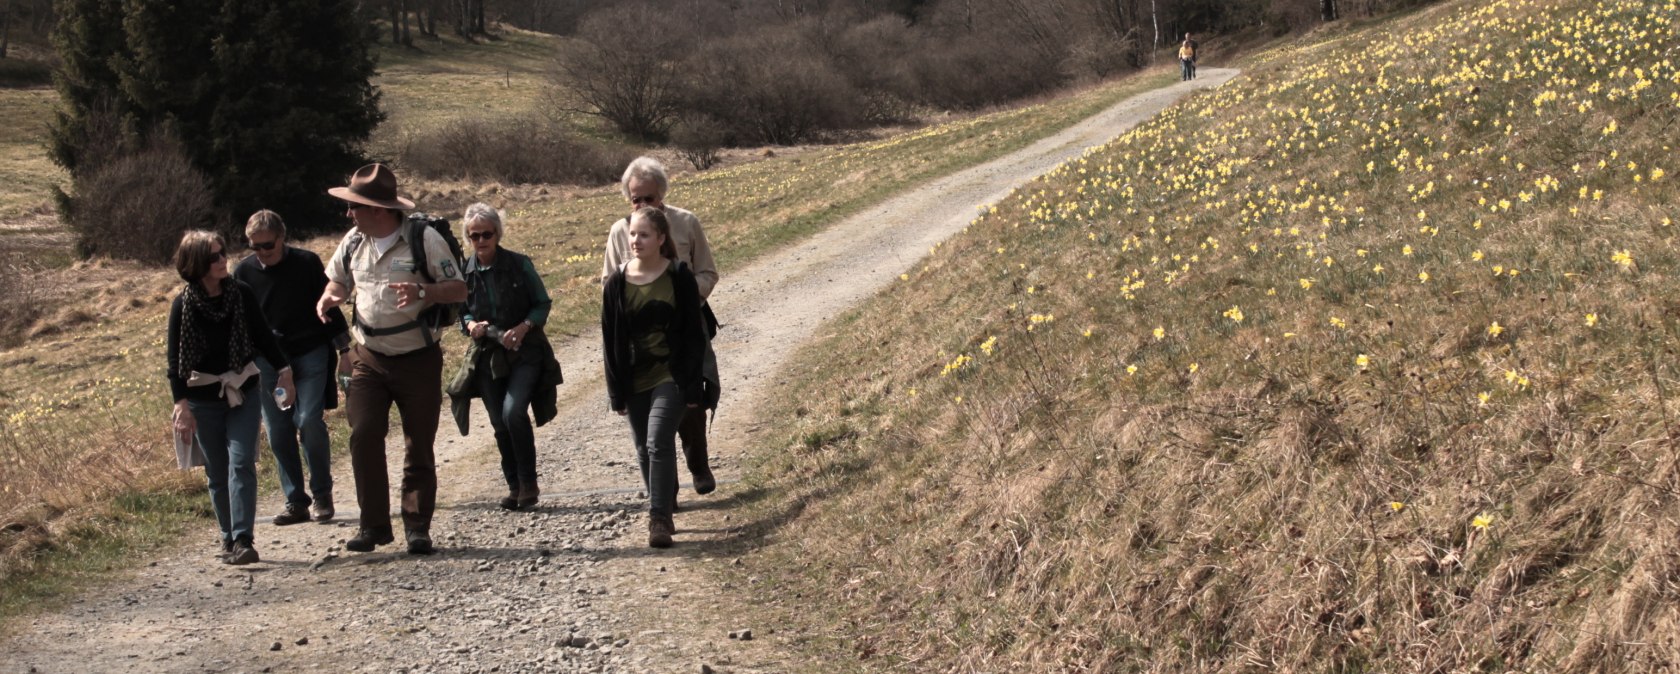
[
  {"left": 47, "top": 0, "right": 128, "bottom": 173},
  {"left": 49, "top": 0, "right": 383, "bottom": 241}
]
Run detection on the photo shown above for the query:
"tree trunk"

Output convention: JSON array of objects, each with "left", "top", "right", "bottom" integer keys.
[
  {"left": 1321, "top": 0, "right": 1338, "bottom": 22},
  {"left": 473, "top": 0, "right": 485, "bottom": 34},
  {"left": 388, "top": 0, "right": 400, "bottom": 43},
  {"left": 400, "top": 0, "right": 412, "bottom": 46},
  {"left": 1, "top": 0, "right": 11, "bottom": 59},
  {"left": 1150, "top": 0, "right": 1159, "bottom": 63}
]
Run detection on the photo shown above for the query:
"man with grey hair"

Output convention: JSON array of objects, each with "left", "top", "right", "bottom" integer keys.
[
  {"left": 600, "top": 156, "right": 720, "bottom": 496},
  {"left": 234, "top": 209, "right": 349, "bottom": 526}
]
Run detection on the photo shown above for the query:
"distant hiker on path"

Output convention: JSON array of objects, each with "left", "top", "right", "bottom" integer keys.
[
  {"left": 317, "top": 164, "right": 467, "bottom": 555},
  {"left": 601, "top": 207, "right": 710, "bottom": 548},
  {"left": 168, "top": 230, "right": 295, "bottom": 566},
  {"left": 446, "top": 203, "right": 563, "bottom": 512},
  {"left": 1180, "top": 33, "right": 1199, "bottom": 81},
  {"left": 601, "top": 157, "right": 721, "bottom": 499},
  {"left": 234, "top": 210, "right": 349, "bottom": 527}
]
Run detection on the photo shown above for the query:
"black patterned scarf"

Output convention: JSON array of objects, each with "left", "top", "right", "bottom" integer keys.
[{"left": 176, "top": 278, "right": 254, "bottom": 380}]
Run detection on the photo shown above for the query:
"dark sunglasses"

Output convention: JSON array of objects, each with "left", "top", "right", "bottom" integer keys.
[
  {"left": 467, "top": 232, "right": 496, "bottom": 242},
  {"left": 211, "top": 249, "right": 227, "bottom": 261},
  {"left": 630, "top": 195, "right": 660, "bottom": 206},
  {"left": 248, "top": 240, "right": 278, "bottom": 251}
]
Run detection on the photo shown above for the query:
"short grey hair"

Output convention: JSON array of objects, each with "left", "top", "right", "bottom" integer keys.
[
  {"left": 245, "top": 209, "right": 286, "bottom": 239},
  {"left": 619, "top": 156, "right": 669, "bottom": 200},
  {"left": 462, "top": 202, "right": 503, "bottom": 239}
]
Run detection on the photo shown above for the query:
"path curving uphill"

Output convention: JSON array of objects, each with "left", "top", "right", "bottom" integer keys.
[{"left": 2, "top": 68, "right": 1237, "bottom": 674}]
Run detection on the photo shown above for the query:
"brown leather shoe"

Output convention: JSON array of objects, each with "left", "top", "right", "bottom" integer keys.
[
  {"left": 647, "top": 514, "right": 674, "bottom": 548},
  {"left": 517, "top": 481, "right": 540, "bottom": 509},
  {"left": 499, "top": 488, "right": 520, "bottom": 511}
]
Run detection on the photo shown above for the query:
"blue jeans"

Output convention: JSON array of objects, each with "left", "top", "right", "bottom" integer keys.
[
  {"left": 189, "top": 390, "right": 262, "bottom": 546},
  {"left": 626, "top": 382, "right": 684, "bottom": 519},
  {"left": 476, "top": 352, "right": 541, "bottom": 490},
  {"left": 1181, "top": 58, "right": 1195, "bottom": 81},
  {"left": 257, "top": 345, "right": 334, "bottom": 507}
]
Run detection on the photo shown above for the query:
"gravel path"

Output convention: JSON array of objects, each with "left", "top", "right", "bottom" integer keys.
[{"left": 2, "top": 69, "right": 1236, "bottom": 674}]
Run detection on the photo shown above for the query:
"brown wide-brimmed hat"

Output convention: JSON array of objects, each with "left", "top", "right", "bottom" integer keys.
[{"left": 327, "top": 163, "right": 416, "bottom": 210}]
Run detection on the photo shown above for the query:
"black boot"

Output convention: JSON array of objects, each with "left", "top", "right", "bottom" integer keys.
[
  {"left": 678, "top": 409, "right": 716, "bottom": 495},
  {"left": 517, "top": 479, "right": 540, "bottom": 509},
  {"left": 346, "top": 526, "right": 394, "bottom": 552}
]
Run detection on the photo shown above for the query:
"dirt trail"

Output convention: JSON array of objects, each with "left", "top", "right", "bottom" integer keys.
[{"left": 2, "top": 69, "right": 1236, "bottom": 674}]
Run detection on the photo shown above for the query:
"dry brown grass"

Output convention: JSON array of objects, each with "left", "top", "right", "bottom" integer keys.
[{"left": 738, "top": 0, "right": 1680, "bottom": 670}]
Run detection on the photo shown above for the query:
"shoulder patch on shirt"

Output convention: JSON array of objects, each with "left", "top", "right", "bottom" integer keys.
[{"left": 440, "top": 259, "right": 459, "bottom": 280}]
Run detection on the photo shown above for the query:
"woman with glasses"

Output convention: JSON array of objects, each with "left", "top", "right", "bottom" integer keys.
[
  {"left": 168, "top": 230, "right": 294, "bottom": 565},
  {"left": 601, "top": 206, "right": 707, "bottom": 548},
  {"left": 450, "top": 203, "right": 558, "bottom": 510}
]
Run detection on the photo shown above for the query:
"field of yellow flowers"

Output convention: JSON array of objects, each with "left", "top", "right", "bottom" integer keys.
[{"left": 746, "top": 0, "right": 1680, "bottom": 670}]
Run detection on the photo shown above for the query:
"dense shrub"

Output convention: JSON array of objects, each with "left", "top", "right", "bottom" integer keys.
[
  {"left": 684, "top": 29, "right": 862, "bottom": 145},
  {"left": 670, "top": 114, "right": 729, "bottom": 171},
  {"left": 398, "top": 115, "right": 633, "bottom": 185},
  {"left": 911, "top": 36, "right": 1063, "bottom": 109},
  {"left": 58, "top": 133, "right": 218, "bottom": 264}
]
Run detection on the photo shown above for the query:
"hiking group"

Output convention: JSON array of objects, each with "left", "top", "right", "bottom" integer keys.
[{"left": 167, "top": 157, "right": 720, "bottom": 564}]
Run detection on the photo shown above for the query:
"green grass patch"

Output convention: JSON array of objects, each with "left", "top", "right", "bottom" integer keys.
[{"left": 0, "top": 486, "right": 198, "bottom": 635}]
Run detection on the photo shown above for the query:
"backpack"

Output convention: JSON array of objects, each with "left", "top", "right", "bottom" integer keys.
[{"left": 339, "top": 212, "right": 467, "bottom": 346}]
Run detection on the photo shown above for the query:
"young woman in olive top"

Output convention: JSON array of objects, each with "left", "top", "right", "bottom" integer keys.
[{"left": 600, "top": 207, "right": 706, "bottom": 548}]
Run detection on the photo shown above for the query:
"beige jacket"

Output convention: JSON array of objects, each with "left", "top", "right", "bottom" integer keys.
[
  {"left": 326, "top": 225, "right": 464, "bottom": 355},
  {"left": 599, "top": 204, "right": 718, "bottom": 300}
]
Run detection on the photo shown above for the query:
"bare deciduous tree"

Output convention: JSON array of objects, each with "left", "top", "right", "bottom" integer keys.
[{"left": 550, "top": 4, "right": 686, "bottom": 139}]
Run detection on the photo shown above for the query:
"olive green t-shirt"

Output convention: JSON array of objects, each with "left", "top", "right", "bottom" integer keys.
[{"left": 625, "top": 268, "right": 676, "bottom": 394}]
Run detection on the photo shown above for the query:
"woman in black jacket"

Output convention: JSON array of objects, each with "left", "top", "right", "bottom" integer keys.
[
  {"left": 167, "top": 230, "right": 294, "bottom": 565},
  {"left": 601, "top": 206, "right": 706, "bottom": 548},
  {"left": 458, "top": 203, "right": 555, "bottom": 511}
]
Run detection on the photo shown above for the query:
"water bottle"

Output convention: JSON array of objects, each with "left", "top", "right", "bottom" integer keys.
[{"left": 275, "top": 386, "right": 293, "bottom": 411}]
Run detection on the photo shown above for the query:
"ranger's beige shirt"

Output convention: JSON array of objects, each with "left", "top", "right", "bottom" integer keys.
[
  {"left": 599, "top": 205, "right": 718, "bottom": 300},
  {"left": 327, "top": 225, "right": 463, "bottom": 355}
]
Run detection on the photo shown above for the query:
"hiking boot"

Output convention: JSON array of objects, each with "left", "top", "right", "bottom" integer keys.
[
  {"left": 272, "top": 502, "right": 310, "bottom": 526},
  {"left": 691, "top": 464, "right": 716, "bottom": 496},
  {"left": 345, "top": 527, "right": 394, "bottom": 552},
  {"left": 647, "top": 514, "right": 674, "bottom": 549},
  {"left": 405, "top": 529, "right": 435, "bottom": 555},
  {"left": 517, "top": 481, "right": 540, "bottom": 509},
  {"left": 499, "top": 488, "right": 521, "bottom": 511},
  {"left": 224, "top": 542, "right": 260, "bottom": 565},
  {"left": 311, "top": 496, "right": 334, "bottom": 523}
]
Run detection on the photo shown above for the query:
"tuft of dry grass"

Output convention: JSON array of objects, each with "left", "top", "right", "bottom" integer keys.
[{"left": 741, "top": 0, "right": 1680, "bottom": 670}]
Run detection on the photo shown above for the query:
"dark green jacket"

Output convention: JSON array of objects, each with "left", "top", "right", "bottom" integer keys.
[{"left": 446, "top": 247, "right": 562, "bottom": 435}]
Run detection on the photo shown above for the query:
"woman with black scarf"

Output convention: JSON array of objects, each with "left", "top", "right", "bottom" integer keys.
[{"left": 167, "top": 230, "right": 294, "bottom": 565}]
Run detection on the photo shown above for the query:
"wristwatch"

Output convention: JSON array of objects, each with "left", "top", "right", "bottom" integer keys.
[{"left": 416, "top": 284, "right": 427, "bottom": 300}]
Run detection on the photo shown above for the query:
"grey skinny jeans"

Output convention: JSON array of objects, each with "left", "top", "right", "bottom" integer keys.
[{"left": 625, "top": 382, "right": 685, "bottom": 519}]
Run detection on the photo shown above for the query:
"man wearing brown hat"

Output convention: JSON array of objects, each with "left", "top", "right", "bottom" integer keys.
[{"left": 316, "top": 164, "right": 466, "bottom": 555}]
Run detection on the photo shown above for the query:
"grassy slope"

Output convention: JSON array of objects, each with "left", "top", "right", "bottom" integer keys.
[
  {"left": 0, "top": 87, "right": 62, "bottom": 224},
  {"left": 0, "top": 36, "right": 1177, "bottom": 624},
  {"left": 743, "top": 0, "right": 1680, "bottom": 670}
]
